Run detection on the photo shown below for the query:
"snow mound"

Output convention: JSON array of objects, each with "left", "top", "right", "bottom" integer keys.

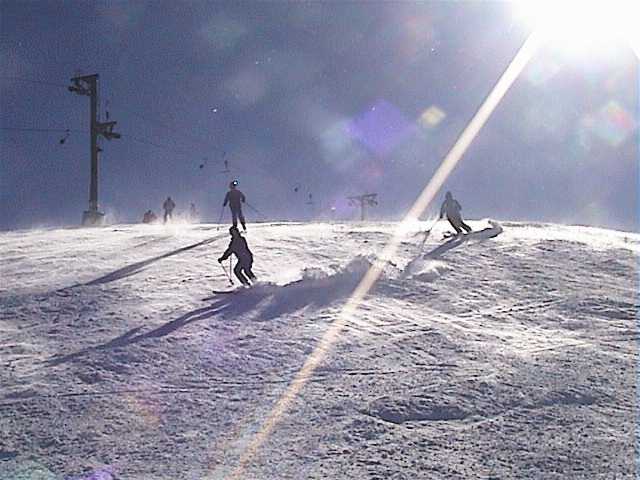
[
  {"left": 252, "top": 255, "right": 375, "bottom": 291},
  {"left": 537, "top": 389, "right": 597, "bottom": 408},
  {"left": 300, "top": 255, "right": 375, "bottom": 282},
  {"left": 369, "top": 396, "right": 470, "bottom": 424}
]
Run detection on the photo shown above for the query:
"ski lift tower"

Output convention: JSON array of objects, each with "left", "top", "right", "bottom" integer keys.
[
  {"left": 347, "top": 193, "right": 378, "bottom": 221},
  {"left": 68, "top": 74, "right": 121, "bottom": 226}
]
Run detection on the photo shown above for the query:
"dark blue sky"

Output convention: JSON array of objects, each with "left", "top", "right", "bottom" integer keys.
[{"left": 1, "top": 1, "right": 637, "bottom": 230}]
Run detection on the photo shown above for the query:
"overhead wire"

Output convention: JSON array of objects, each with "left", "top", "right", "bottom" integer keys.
[
  {"left": 0, "top": 127, "right": 87, "bottom": 133},
  {"left": 0, "top": 76, "right": 69, "bottom": 89},
  {"left": 2, "top": 75, "right": 226, "bottom": 165},
  {"left": 1, "top": 76, "right": 247, "bottom": 182},
  {"left": 121, "top": 134, "right": 196, "bottom": 157},
  {"left": 99, "top": 85, "right": 228, "bottom": 157},
  {"left": 1, "top": 126, "right": 203, "bottom": 159},
  {"left": 100, "top": 90, "right": 234, "bottom": 172}
]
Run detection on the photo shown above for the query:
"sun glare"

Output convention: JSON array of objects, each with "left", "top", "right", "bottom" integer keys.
[{"left": 514, "top": 0, "right": 640, "bottom": 57}]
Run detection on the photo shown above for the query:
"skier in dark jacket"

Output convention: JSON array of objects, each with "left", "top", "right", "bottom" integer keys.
[
  {"left": 218, "top": 226, "right": 256, "bottom": 286},
  {"left": 439, "top": 191, "right": 471, "bottom": 235},
  {"left": 223, "top": 180, "right": 246, "bottom": 230},
  {"left": 163, "top": 196, "right": 176, "bottom": 224}
]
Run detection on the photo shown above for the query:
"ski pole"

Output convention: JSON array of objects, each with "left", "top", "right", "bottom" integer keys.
[
  {"left": 219, "top": 261, "right": 234, "bottom": 285},
  {"left": 420, "top": 217, "right": 440, "bottom": 248},
  {"left": 245, "top": 202, "right": 265, "bottom": 217},
  {"left": 427, "top": 217, "right": 440, "bottom": 233},
  {"left": 216, "top": 205, "right": 226, "bottom": 231}
]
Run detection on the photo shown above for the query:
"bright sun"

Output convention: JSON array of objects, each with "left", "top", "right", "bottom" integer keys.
[{"left": 514, "top": 0, "right": 640, "bottom": 57}]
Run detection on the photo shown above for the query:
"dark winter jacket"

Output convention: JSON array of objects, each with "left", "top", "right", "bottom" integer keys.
[
  {"left": 440, "top": 198, "right": 462, "bottom": 220},
  {"left": 163, "top": 198, "right": 175, "bottom": 212},
  {"left": 220, "top": 235, "right": 253, "bottom": 265},
  {"left": 223, "top": 190, "right": 245, "bottom": 210}
]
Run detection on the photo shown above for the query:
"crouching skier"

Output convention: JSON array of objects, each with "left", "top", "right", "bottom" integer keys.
[
  {"left": 218, "top": 226, "right": 256, "bottom": 287},
  {"left": 440, "top": 191, "right": 472, "bottom": 235}
]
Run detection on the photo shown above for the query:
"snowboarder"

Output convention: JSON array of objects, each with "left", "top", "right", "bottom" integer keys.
[
  {"left": 223, "top": 180, "right": 246, "bottom": 230},
  {"left": 439, "top": 191, "right": 471, "bottom": 235},
  {"left": 218, "top": 226, "right": 256, "bottom": 286},
  {"left": 163, "top": 197, "right": 176, "bottom": 224}
]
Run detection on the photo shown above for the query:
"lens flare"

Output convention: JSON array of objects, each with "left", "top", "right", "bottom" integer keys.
[
  {"left": 514, "top": 0, "right": 640, "bottom": 57},
  {"left": 419, "top": 105, "right": 447, "bottom": 129},
  {"left": 348, "top": 99, "right": 417, "bottom": 156}
]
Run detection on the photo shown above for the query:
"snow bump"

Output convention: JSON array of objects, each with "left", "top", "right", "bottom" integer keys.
[{"left": 368, "top": 396, "right": 470, "bottom": 424}]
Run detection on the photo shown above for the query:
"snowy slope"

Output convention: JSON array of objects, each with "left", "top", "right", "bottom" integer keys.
[{"left": 1, "top": 220, "right": 638, "bottom": 480}]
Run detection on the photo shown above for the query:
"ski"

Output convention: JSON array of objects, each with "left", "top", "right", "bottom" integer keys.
[
  {"left": 442, "top": 230, "right": 473, "bottom": 240},
  {"left": 202, "top": 285, "right": 256, "bottom": 301},
  {"left": 201, "top": 289, "right": 240, "bottom": 301}
]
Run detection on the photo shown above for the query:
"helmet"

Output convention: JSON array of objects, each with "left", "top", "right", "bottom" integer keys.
[
  {"left": 229, "top": 226, "right": 239, "bottom": 235},
  {"left": 229, "top": 180, "right": 238, "bottom": 188}
]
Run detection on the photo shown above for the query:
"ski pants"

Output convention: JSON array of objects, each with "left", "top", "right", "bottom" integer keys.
[
  {"left": 230, "top": 207, "right": 246, "bottom": 229},
  {"left": 234, "top": 260, "right": 255, "bottom": 285},
  {"left": 164, "top": 210, "right": 173, "bottom": 223},
  {"left": 447, "top": 215, "right": 471, "bottom": 234}
]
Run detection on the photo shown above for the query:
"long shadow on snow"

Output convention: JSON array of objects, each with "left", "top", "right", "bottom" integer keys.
[
  {"left": 425, "top": 221, "right": 502, "bottom": 259},
  {"left": 72, "top": 234, "right": 225, "bottom": 287},
  {"left": 46, "top": 261, "right": 370, "bottom": 367},
  {"left": 46, "top": 303, "right": 228, "bottom": 366}
]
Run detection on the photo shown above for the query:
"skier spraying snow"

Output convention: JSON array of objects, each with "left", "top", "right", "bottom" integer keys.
[
  {"left": 439, "top": 191, "right": 471, "bottom": 235},
  {"left": 218, "top": 226, "right": 256, "bottom": 287},
  {"left": 163, "top": 196, "right": 176, "bottom": 224},
  {"left": 223, "top": 180, "right": 247, "bottom": 231}
]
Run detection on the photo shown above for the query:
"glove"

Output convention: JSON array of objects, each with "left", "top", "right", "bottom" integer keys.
[{"left": 217, "top": 257, "right": 223, "bottom": 263}]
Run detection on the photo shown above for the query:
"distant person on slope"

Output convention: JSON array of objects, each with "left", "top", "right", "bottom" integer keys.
[
  {"left": 189, "top": 203, "right": 198, "bottom": 222},
  {"left": 142, "top": 210, "right": 157, "bottom": 224},
  {"left": 223, "top": 180, "right": 246, "bottom": 230},
  {"left": 439, "top": 191, "right": 471, "bottom": 235},
  {"left": 218, "top": 226, "right": 256, "bottom": 286},
  {"left": 163, "top": 197, "right": 176, "bottom": 224}
]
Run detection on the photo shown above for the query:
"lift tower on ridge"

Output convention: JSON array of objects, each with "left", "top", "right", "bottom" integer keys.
[
  {"left": 347, "top": 193, "right": 378, "bottom": 221},
  {"left": 68, "top": 74, "right": 121, "bottom": 226}
]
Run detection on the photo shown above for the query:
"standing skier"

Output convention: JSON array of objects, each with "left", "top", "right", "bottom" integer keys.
[
  {"left": 223, "top": 180, "right": 246, "bottom": 230},
  {"left": 163, "top": 196, "right": 176, "bottom": 224},
  {"left": 218, "top": 226, "right": 256, "bottom": 286},
  {"left": 189, "top": 203, "right": 198, "bottom": 222},
  {"left": 439, "top": 191, "right": 471, "bottom": 235}
]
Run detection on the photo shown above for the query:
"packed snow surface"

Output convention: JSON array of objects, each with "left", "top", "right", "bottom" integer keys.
[{"left": 1, "top": 220, "right": 637, "bottom": 479}]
